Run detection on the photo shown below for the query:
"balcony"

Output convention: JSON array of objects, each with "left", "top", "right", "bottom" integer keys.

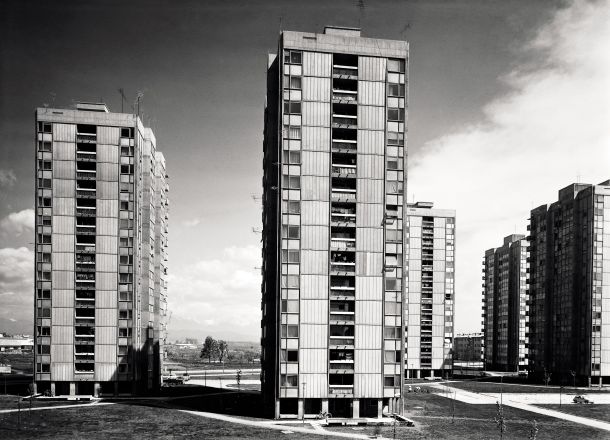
[
  {"left": 76, "top": 190, "right": 96, "bottom": 199},
  {"left": 330, "top": 262, "right": 355, "bottom": 275},
  {"left": 331, "top": 190, "right": 356, "bottom": 203},
  {"left": 330, "top": 312, "right": 355, "bottom": 324},
  {"left": 76, "top": 244, "right": 96, "bottom": 254},
  {"left": 76, "top": 209, "right": 96, "bottom": 217},
  {"left": 76, "top": 134, "right": 96, "bottom": 143},
  {"left": 332, "top": 115, "right": 357, "bottom": 130},
  {"left": 332, "top": 140, "right": 357, "bottom": 153},
  {"left": 332, "top": 65, "right": 358, "bottom": 80},
  {"left": 331, "top": 164, "right": 356, "bottom": 177},
  {"left": 75, "top": 273, "right": 95, "bottom": 282},
  {"left": 331, "top": 214, "right": 356, "bottom": 227},
  {"left": 76, "top": 152, "right": 96, "bottom": 162},
  {"left": 329, "top": 337, "right": 355, "bottom": 348},
  {"left": 332, "top": 90, "right": 357, "bottom": 104},
  {"left": 76, "top": 172, "right": 97, "bottom": 181}
]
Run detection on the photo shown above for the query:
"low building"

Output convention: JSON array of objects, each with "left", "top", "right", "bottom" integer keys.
[
  {"left": 453, "top": 333, "right": 483, "bottom": 366},
  {"left": 0, "top": 336, "right": 34, "bottom": 352}
]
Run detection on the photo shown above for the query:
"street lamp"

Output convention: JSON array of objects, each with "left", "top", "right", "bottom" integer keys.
[{"left": 301, "top": 381, "right": 307, "bottom": 424}]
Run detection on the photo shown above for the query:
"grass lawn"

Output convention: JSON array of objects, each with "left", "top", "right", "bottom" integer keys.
[
  {"left": 325, "top": 392, "right": 610, "bottom": 439},
  {"left": 443, "top": 380, "right": 610, "bottom": 394},
  {"left": 535, "top": 404, "right": 610, "bottom": 423},
  {"left": 0, "top": 402, "right": 320, "bottom": 439},
  {"left": 0, "top": 395, "right": 91, "bottom": 410},
  {"left": 0, "top": 353, "right": 34, "bottom": 375}
]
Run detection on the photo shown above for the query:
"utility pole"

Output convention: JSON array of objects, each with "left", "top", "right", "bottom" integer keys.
[{"left": 118, "top": 88, "right": 127, "bottom": 113}]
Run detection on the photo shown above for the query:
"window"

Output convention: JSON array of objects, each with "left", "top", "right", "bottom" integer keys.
[
  {"left": 119, "top": 310, "right": 133, "bottom": 319},
  {"left": 38, "top": 160, "right": 52, "bottom": 170},
  {"left": 282, "top": 225, "right": 300, "bottom": 239},
  {"left": 118, "top": 364, "right": 131, "bottom": 373},
  {"left": 387, "top": 59, "right": 405, "bottom": 73},
  {"left": 37, "top": 288, "right": 51, "bottom": 299},
  {"left": 388, "top": 108, "right": 404, "bottom": 121},
  {"left": 285, "top": 200, "right": 300, "bottom": 214},
  {"left": 283, "top": 75, "right": 302, "bottom": 90},
  {"left": 37, "top": 307, "right": 51, "bottom": 318},
  {"left": 281, "top": 274, "right": 300, "bottom": 288},
  {"left": 37, "top": 345, "right": 50, "bottom": 355},
  {"left": 38, "top": 197, "right": 52, "bottom": 208},
  {"left": 281, "top": 324, "right": 299, "bottom": 338},
  {"left": 384, "top": 374, "right": 400, "bottom": 387},
  {"left": 282, "top": 150, "right": 301, "bottom": 164},
  {"left": 281, "top": 250, "right": 300, "bottom": 263},
  {"left": 388, "top": 83, "right": 405, "bottom": 97},
  {"left": 283, "top": 125, "right": 301, "bottom": 139},
  {"left": 282, "top": 175, "right": 301, "bottom": 189},
  {"left": 118, "top": 345, "right": 130, "bottom": 355},
  {"left": 37, "top": 326, "right": 50, "bottom": 336},
  {"left": 38, "top": 178, "right": 52, "bottom": 188},
  {"left": 283, "top": 102, "right": 301, "bottom": 114},
  {"left": 38, "top": 141, "right": 52, "bottom": 152},
  {"left": 384, "top": 350, "right": 401, "bottom": 363},
  {"left": 281, "top": 349, "right": 299, "bottom": 362},
  {"left": 284, "top": 50, "right": 302, "bottom": 64},
  {"left": 118, "top": 328, "right": 133, "bottom": 337},
  {"left": 281, "top": 299, "right": 300, "bottom": 313},
  {"left": 36, "top": 363, "right": 50, "bottom": 373},
  {"left": 387, "top": 131, "right": 404, "bottom": 146},
  {"left": 281, "top": 374, "right": 298, "bottom": 387},
  {"left": 120, "top": 127, "right": 134, "bottom": 138},
  {"left": 384, "top": 326, "right": 401, "bottom": 339}
]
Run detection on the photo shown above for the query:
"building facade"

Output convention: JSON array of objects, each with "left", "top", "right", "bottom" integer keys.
[
  {"left": 453, "top": 333, "right": 483, "bottom": 365},
  {"left": 404, "top": 202, "right": 455, "bottom": 379},
  {"left": 528, "top": 181, "right": 610, "bottom": 386},
  {"left": 481, "top": 235, "right": 528, "bottom": 372},
  {"left": 34, "top": 103, "right": 169, "bottom": 396},
  {"left": 261, "top": 27, "right": 408, "bottom": 418}
]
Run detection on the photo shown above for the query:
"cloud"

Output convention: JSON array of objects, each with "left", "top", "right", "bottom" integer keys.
[
  {"left": 167, "top": 245, "right": 261, "bottom": 341},
  {"left": 0, "top": 209, "right": 35, "bottom": 238},
  {"left": 0, "top": 169, "right": 16, "bottom": 188},
  {"left": 409, "top": 0, "right": 610, "bottom": 333},
  {"left": 182, "top": 218, "right": 201, "bottom": 227},
  {"left": 0, "top": 247, "right": 34, "bottom": 334}
]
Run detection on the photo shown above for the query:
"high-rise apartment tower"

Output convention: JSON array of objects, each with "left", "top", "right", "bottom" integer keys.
[
  {"left": 261, "top": 27, "right": 408, "bottom": 418},
  {"left": 404, "top": 202, "right": 455, "bottom": 379},
  {"left": 528, "top": 181, "right": 610, "bottom": 386},
  {"left": 481, "top": 235, "right": 528, "bottom": 372},
  {"left": 34, "top": 103, "right": 169, "bottom": 396}
]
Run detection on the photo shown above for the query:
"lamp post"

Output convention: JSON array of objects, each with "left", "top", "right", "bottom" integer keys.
[{"left": 301, "top": 381, "right": 307, "bottom": 424}]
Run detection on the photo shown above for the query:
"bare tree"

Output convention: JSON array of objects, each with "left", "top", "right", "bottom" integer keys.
[
  {"left": 528, "top": 419, "right": 539, "bottom": 440},
  {"left": 494, "top": 401, "right": 506, "bottom": 439}
]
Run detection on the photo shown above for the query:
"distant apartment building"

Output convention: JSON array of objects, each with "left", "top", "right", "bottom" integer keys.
[
  {"left": 261, "top": 27, "right": 408, "bottom": 418},
  {"left": 528, "top": 181, "right": 610, "bottom": 386},
  {"left": 453, "top": 333, "right": 483, "bottom": 364},
  {"left": 481, "top": 235, "right": 528, "bottom": 372},
  {"left": 404, "top": 202, "right": 455, "bottom": 379},
  {"left": 34, "top": 103, "right": 169, "bottom": 396}
]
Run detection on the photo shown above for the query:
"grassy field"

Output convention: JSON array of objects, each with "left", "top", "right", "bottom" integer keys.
[
  {"left": 0, "top": 401, "right": 317, "bottom": 439},
  {"left": 442, "top": 380, "right": 610, "bottom": 394},
  {"left": 0, "top": 395, "right": 90, "bottom": 410},
  {"left": 536, "top": 403, "right": 610, "bottom": 423},
  {"left": 0, "top": 352, "right": 33, "bottom": 374},
  {"left": 326, "top": 392, "right": 609, "bottom": 439}
]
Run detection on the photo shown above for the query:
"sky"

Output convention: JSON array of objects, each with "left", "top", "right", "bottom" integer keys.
[{"left": 0, "top": 0, "right": 608, "bottom": 342}]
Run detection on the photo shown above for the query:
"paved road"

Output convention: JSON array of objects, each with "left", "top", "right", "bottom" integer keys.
[{"left": 188, "top": 378, "right": 260, "bottom": 389}]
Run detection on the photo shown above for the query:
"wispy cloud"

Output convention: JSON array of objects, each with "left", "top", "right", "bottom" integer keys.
[
  {"left": 182, "top": 218, "right": 201, "bottom": 227},
  {"left": 0, "top": 209, "right": 34, "bottom": 238},
  {"left": 167, "top": 245, "right": 261, "bottom": 341},
  {"left": 409, "top": 0, "right": 610, "bottom": 333},
  {"left": 0, "top": 169, "right": 17, "bottom": 188},
  {"left": 0, "top": 247, "right": 34, "bottom": 333}
]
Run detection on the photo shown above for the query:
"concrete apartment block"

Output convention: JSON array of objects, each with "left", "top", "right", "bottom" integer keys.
[
  {"left": 481, "top": 235, "right": 528, "bottom": 372},
  {"left": 261, "top": 26, "right": 408, "bottom": 418},
  {"left": 528, "top": 180, "right": 610, "bottom": 386},
  {"left": 34, "top": 103, "right": 169, "bottom": 396}
]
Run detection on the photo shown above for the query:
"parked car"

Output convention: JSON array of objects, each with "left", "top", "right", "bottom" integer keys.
[
  {"left": 182, "top": 373, "right": 191, "bottom": 382},
  {"left": 573, "top": 395, "right": 593, "bottom": 404},
  {"left": 163, "top": 375, "right": 184, "bottom": 385}
]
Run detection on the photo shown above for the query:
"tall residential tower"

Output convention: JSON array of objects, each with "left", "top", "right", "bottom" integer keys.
[
  {"left": 528, "top": 181, "right": 610, "bottom": 386},
  {"left": 481, "top": 235, "right": 528, "bottom": 372},
  {"left": 261, "top": 27, "right": 408, "bottom": 418},
  {"left": 34, "top": 103, "right": 169, "bottom": 396},
  {"left": 404, "top": 202, "right": 455, "bottom": 379}
]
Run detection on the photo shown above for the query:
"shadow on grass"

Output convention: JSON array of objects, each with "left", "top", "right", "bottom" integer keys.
[{"left": 113, "top": 384, "right": 267, "bottom": 419}]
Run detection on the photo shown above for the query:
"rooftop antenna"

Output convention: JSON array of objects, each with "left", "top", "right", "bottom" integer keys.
[
  {"left": 50, "top": 92, "right": 56, "bottom": 105},
  {"left": 357, "top": 0, "right": 365, "bottom": 27},
  {"left": 134, "top": 91, "right": 144, "bottom": 118},
  {"left": 118, "top": 88, "right": 128, "bottom": 113}
]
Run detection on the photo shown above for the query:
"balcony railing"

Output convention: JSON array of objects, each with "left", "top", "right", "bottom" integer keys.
[
  {"left": 76, "top": 244, "right": 96, "bottom": 253},
  {"left": 332, "top": 141, "right": 357, "bottom": 153},
  {"left": 331, "top": 165, "right": 357, "bottom": 176},
  {"left": 330, "top": 239, "right": 355, "bottom": 251},
  {"left": 76, "top": 172, "right": 97, "bottom": 180},
  {"left": 332, "top": 116, "right": 357, "bottom": 129},
  {"left": 331, "top": 190, "right": 356, "bottom": 202}
]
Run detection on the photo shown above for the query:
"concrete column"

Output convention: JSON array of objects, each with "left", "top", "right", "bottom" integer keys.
[
  {"left": 321, "top": 399, "right": 329, "bottom": 414},
  {"left": 599, "top": 377, "right": 603, "bottom": 388},
  {"left": 94, "top": 382, "right": 100, "bottom": 397},
  {"left": 274, "top": 399, "right": 281, "bottom": 419},
  {"left": 352, "top": 399, "right": 360, "bottom": 418},
  {"left": 377, "top": 399, "right": 383, "bottom": 418},
  {"left": 50, "top": 382, "right": 56, "bottom": 397},
  {"left": 430, "top": 370, "right": 435, "bottom": 379},
  {"left": 32, "top": 382, "right": 37, "bottom": 394},
  {"left": 417, "top": 369, "right": 421, "bottom": 379},
  {"left": 588, "top": 376, "right": 592, "bottom": 387},
  {"left": 297, "top": 399, "right": 304, "bottom": 419},
  {"left": 388, "top": 398, "right": 394, "bottom": 414},
  {"left": 69, "top": 382, "right": 76, "bottom": 396}
]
